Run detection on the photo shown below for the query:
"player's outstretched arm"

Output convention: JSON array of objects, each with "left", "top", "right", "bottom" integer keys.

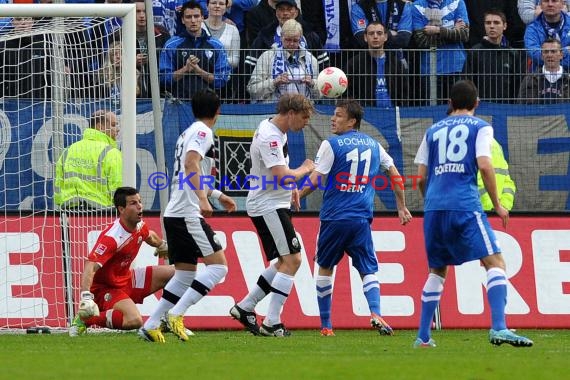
[{"left": 271, "top": 159, "right": 315, "bottom": 185}]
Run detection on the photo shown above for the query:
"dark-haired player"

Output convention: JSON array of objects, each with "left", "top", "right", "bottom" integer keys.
[
  {"left": 413, "top": 80, "right": 533, "bottom": 348},
  {"left": 69, "top": 187, "right": 172, "bottom": 337}
]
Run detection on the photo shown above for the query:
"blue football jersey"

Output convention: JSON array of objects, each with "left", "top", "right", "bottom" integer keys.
[
  {"left": 317, "top": 130, "right": 392, "bottom": 221},
  {"left": 421, "top": 115, "right": 491, "bottom": 211}
]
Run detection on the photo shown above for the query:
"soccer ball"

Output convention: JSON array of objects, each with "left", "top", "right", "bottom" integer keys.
[
  {"left": 316, "top": 67, "right": 348, "bottom": 98},
  {"left": 78, "top": 299, "right": 99, "bottom": 318}
]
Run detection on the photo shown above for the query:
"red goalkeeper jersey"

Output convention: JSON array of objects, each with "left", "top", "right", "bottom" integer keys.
[{"left": 88, "top": 219, "right": 150, "bottom": 289}]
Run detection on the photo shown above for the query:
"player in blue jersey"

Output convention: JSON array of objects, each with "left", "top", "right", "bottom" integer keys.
[
  {"left": 413, "top": 80, "right": 533, "bottom": 348},
  {"left": 299, "top": 99, "right": 412, "bottom": 337}
]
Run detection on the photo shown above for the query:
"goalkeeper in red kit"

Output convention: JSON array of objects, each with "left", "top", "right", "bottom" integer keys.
[{"left": 69, "top": 187, "right": 173, "bottom": 337}]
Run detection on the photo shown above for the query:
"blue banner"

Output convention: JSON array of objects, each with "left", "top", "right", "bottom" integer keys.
[{"left": 1, "top": 100, "right": 569, "bottom": 211}]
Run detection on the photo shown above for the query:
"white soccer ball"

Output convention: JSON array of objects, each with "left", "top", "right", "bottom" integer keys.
[
  {"left": 78, "top": 299, "right": 99, "bottom": 318},
  {"left": 316, "top": 67, "right": 348, "bottom": 98}
]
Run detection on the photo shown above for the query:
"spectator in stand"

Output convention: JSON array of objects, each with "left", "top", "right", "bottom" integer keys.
[
  {"left": 524, "top": 0, "right": 570, "bottom": 71},
  {"left": 246, "top": 0, "right": 278, "bottom": 47},
  {"left": 350, "top": 0, "right": 413, "bottom": 49},
  {"left": 152, "top": 0, "right": 182, "bottom": 37},
  {"left": 246, "top": 0, "right": 327, "bottom": 75},
  {"left": 247, "top": 19, "right": 320, "bottom": 102},
  {"left": 464, "top": 1, "right": 525, "bottom": 48},
  {"left": 300, "top": 0, "right": 357, "bottom": 78},
  {"left": 87, "top": 0, "right": 123, "bottom": 71},
  {"left": 203, "top": 0, "right": 240, "bottom": 69},
  {"left": 463, "top": 9, "right": 524, "bottom": 103},
  {"left": 410, "top": 0, "right": 470, "bottom": 104},
  {"left": 203, "top": 0, "right": 242, "bottom": 100},
  {"left": 0, "top": 17, "right": 52, "bottom": 99},
  {"left": 518, "top": 38, "right": 570, "bottom": 103},
  {"left": 97, "top": 41, "right": 141, "bottom": 100},
  {"left": 151, "top": 0, "right": 208, "bottom": 37},
  {"left": 160, "top": 0, "right": 231, "bottom": 99},
  {"left": 224, "top": 0, "right": 260, "bottom": 40},
  {"left": 518, "top": 0, "right": 570, "bottom": 24},
  {"left": 346, "top": 21, "right": 409, "bottom": 107},
  {"left": 135, "top": 0, "right": 170, "bottom": 98}
]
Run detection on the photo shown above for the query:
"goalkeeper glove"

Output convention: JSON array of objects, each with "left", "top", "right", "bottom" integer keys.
[
  {"left": 78, "top": 291, "right": 99, "bottom": 318},
  {"left": 154, "top": 240, "right": 169, "bottom": 258}
]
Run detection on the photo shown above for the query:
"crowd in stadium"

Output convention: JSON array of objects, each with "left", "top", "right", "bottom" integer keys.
[
  {"left": 0, "top": 0, "right": 550, "bottom": 347},
  {"left": 1, "top": 0, "right": 570, "bottom": 105}
]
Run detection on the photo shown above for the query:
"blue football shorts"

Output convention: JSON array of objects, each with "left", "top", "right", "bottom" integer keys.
[
  {"left": 423, "top": 210, "right": 501, "bottom": 268},
  {"left": 315, "top": 218, "right": 378, "bottom": 275}
]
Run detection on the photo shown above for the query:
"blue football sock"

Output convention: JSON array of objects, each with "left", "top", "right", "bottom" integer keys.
[
  {"left": 417, "top": 273, "right": 444, "bottom": 342},
  {"left": 487, "top": 267, "right": 507, "bottom": 331},
  {"left": 316, "top": 275, "right": 333, "bottom": 329},
  {"left": 362, "top": 274, "right": 380, "bottom": 315}
]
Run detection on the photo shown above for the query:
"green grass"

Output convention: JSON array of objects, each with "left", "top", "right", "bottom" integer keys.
[{"left": 0, "top": 329, "right": 567, "bottom": 380}]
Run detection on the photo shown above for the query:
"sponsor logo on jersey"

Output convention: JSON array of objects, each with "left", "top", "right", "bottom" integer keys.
[
  {"left": 197, "top": 131, "right": 207, "bottom": 139},
  {"left": 94, "top": 243, "right": 107, "bottom": 255},
  {"left": 269, "top": 141, "right": 278, "bottom": 148}
]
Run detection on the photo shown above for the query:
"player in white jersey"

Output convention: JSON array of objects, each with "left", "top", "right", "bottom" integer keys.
[
  {"left": 299, "top": 99, "right": 412, "bottom": 337},
  {"left": 413, "top": 80, "right": 532, "bottom": 348},
  {"left": 139, "top": 89, "right": 236, "bottom": 343},
  {"left": 230, "top": 93, "right": 315, "bottom": 337}
]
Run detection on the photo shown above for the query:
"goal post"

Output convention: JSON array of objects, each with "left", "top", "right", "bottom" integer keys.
[
  {"left": 0, "top": 4, "right": 137, "bottom": 187},
  {"left": 0, "top": 3, "right": 137, "bottom": 186},
  {"left": 0, "top": 3, "right": 136, "bottom": 331}
]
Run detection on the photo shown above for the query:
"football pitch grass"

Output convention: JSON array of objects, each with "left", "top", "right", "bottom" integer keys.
[{"left": 0, "top": 329, "right": 567, "bottom": 380}]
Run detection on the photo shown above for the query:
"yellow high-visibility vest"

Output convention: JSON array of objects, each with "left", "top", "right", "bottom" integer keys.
[
  {"left": 477, "top": 139, "right": 516, "bottom": 211},
  {"left": 54, "top": 128, "right": 122, "bottom": 208}
]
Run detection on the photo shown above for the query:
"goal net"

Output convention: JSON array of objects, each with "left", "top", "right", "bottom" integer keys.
[{"left": 0, "top": 3, "right": 136, "bottom": 331}]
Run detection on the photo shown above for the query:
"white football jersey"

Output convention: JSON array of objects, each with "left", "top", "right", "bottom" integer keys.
[
  {"left": 164, "top": 121, "right": 215, "bottom": 218},
  {"left": 246, "top": 118, "right": 291, "bottom": 217}
]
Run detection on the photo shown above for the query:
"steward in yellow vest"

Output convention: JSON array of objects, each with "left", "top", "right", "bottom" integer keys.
[
  {"left": 477, "top": 138, "right": 516, "bottom": 211},
  {"left": 54, "top": 110, "right": 122, "bottom": 209}
]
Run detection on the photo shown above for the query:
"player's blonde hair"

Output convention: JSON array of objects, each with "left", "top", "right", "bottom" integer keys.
[{"left": 276, "top": 93, "right": 314, "bottom": 115}]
